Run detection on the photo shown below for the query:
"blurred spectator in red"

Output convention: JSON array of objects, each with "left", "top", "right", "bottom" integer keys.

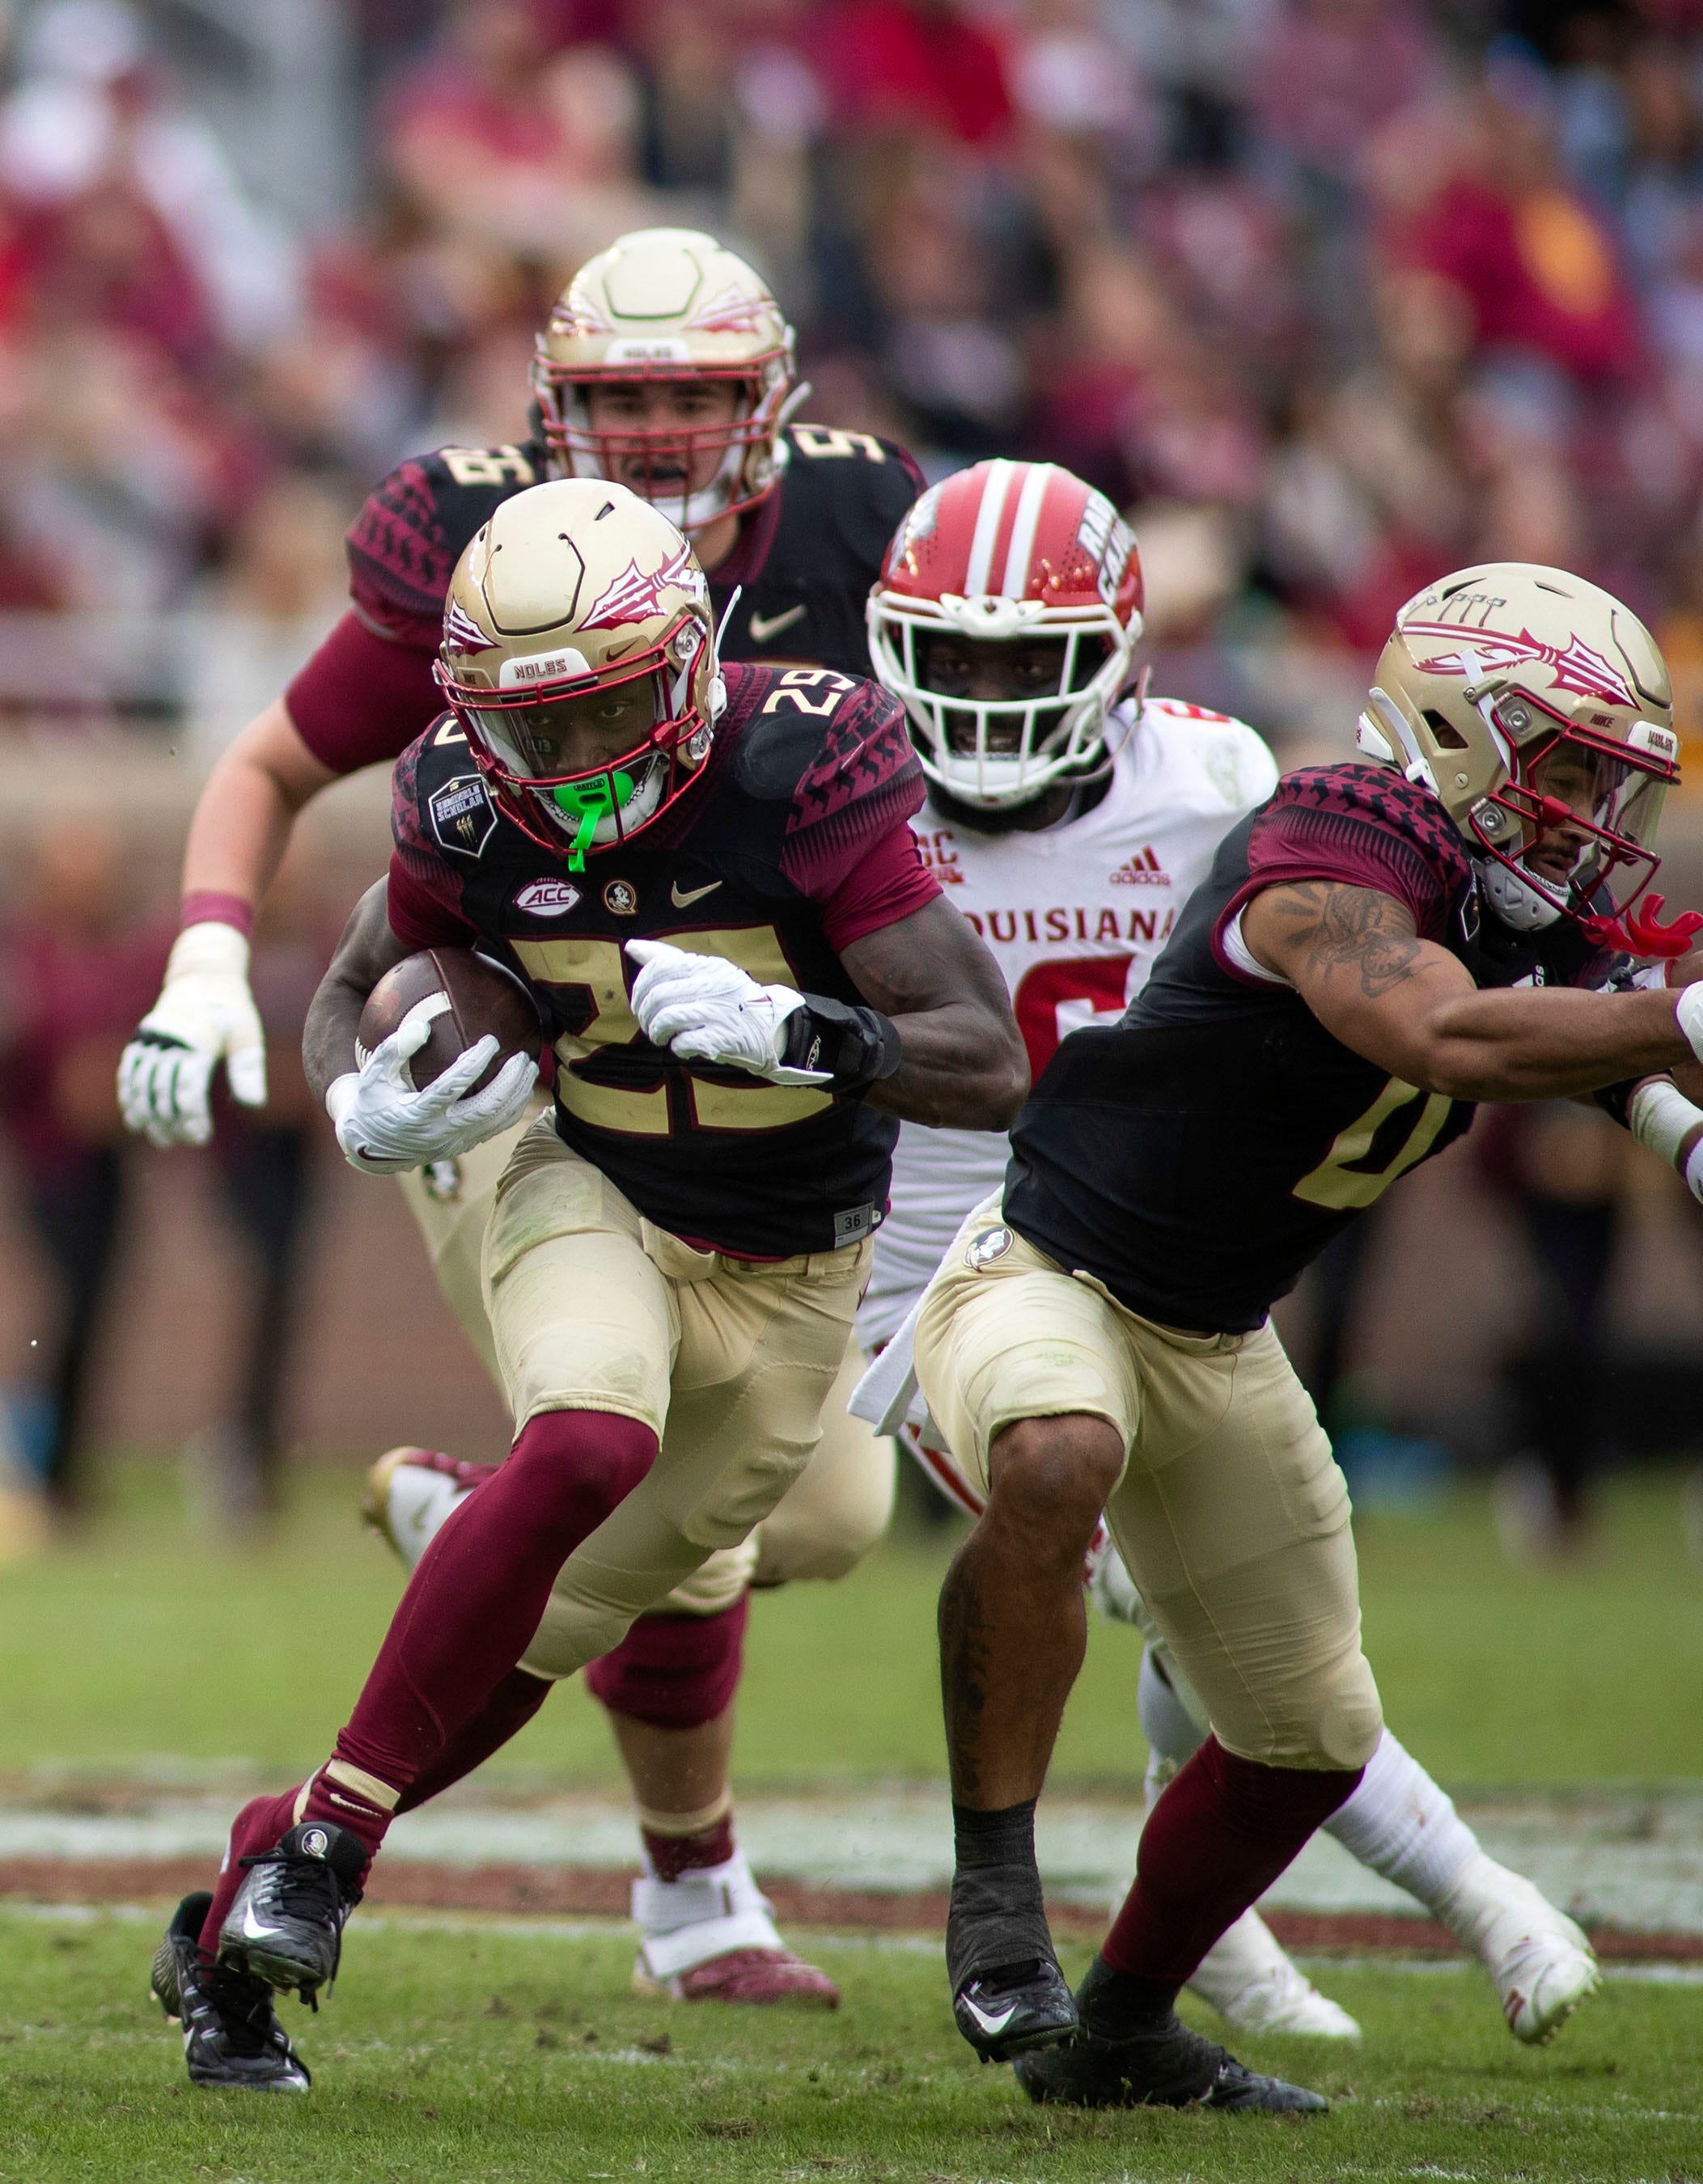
[
  {"left": 0, "top": 0, "right": 301, "bottom": 358},
  {"left": 0, "top": 814, "right": 168, "bottom": 1518},
  {"left": 816, "top": 0, "right": 1014, "bottom": 150},
  {"left": 1253, "top": 0, "right": 1442, "bottom": 187},
  {"left": 380, "top": 0, "right": 654, "bottom": 256},
  {"left": 1381, "top": 78, "right": 1646, "bottom": 391}
]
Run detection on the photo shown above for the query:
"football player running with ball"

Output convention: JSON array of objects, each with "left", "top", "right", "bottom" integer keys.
[
  {"left": 851, "top": 466, "right": 1601, "bottom": 2052},
  {"left": 125, "top": 229, "right": 926, "bottom": 2017},
  {"left": 907, "top": 562, "right": 1703, "bottom": 2114},
  {"left": 150, "top": 477, "right": 1026, "bottom": 2092}
]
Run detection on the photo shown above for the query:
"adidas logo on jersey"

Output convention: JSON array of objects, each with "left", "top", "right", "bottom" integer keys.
[{"left": 1108, "top": 846, "right": 1170, "bottom": 887}]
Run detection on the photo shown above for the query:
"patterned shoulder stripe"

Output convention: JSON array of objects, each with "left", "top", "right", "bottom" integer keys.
[
  {"left": 348, "top": 459, "right": 455, "bottom": 615},
  {"left": 787, "top": 694, "right": 920, "bottom": 834},
  {"left": 1276, "top": 764, "right": 1470, "bottom": 880}
]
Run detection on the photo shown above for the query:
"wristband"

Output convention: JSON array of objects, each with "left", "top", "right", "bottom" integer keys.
[
  {"left": 180, "top": 891, "right": 256, "bottom": 939},
  {"left": 780, "top": 995, "right": 903, "bottom": 1094},
  {"left": 1629, "top": 1077, "right": 1703, "bottom": 1196},
  {"left": 1677, "top": 981, "right": 1703, "bottom": 1064}
]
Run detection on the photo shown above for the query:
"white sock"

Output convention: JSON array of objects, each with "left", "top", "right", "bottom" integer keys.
[
  {"left": 1324, "top": 1730, "right": 1476, "bottom": 1909},
  {"left": 1137, "top": 1646, "right": 1208, "bottom": 1766}
]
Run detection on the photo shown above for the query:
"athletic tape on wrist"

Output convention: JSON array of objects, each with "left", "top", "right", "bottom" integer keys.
[
  {"left": 1676, "top": 980, "right": 1703, "bottom": 1064},
  {"left": 1629, "top": 1077, "right": 1703, "bottom": 1189}
]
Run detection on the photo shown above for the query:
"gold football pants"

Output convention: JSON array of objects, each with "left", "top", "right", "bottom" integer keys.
[
  {"left": 914, "top": 1196, "right": 1383, "bottom": 1771},
  {"left": 399, "top": 1115, "right": 889, "bottom": 1662}
]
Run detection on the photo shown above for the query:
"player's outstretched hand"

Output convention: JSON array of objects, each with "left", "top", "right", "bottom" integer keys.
[
  {"left": 324, "top": 993, "right": 539, "bottom": 1174},
  {"left": 117, "top": 921, "right": 268, "bottom": 1149},
  {"left": 625, "top": 938, "right": 832, "bottom": 1086}
]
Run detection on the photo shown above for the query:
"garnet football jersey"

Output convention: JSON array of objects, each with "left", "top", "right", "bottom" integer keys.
[
  {"left": 857, "top": 698, "right": 1277, "bottom": 1344},
  {"left": 286, "top": 425, "right": 922, "bottom": 777},
  {"left": 387, "top": 663, "right": 938, "bottom": 1259},
  {"left": 1005, "top": 762, "right": 1616, "bottom": 1335}
]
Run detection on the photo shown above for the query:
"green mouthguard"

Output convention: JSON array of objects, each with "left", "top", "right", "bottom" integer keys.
[{"left": 553, "top": 770, "right": 637, "bottom": 871}]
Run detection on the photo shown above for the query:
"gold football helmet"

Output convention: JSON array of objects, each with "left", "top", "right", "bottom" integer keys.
[
  {"left": 532, "top": 227, "right": 799, "bottom": 531},
  {"left": 436, "top": 479, "right": 722, "bottom": 868},
  {"left": 1358, "top": 562, "right": 1693, "bottom": 952}
]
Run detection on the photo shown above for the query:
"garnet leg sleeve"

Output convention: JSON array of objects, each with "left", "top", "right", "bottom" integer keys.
[
  {"left": 330, "top": 1408, "right": 657, "bottom": 1819},
  {"left": 1103, "top": 1736, "right": 1363, "bottom": 1985}
]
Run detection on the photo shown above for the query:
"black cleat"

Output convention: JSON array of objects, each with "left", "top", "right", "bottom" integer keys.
[
  {"left": 152, "top": 1891, "right": 311, "bottom": 2091},
  {"left": 1015, "top": 2006, "right": 1328, "bottom": 2114},
  {"left": 216, "top": 1822, "right": 366, "bottom": 2002},
  {"left": 953, "top": 1958, "right": 1078, "bottom": 2063}
]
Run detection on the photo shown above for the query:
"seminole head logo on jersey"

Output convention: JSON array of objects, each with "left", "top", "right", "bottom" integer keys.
[{"left": 434, "top": 480, "right": 724, "bottom": 872}]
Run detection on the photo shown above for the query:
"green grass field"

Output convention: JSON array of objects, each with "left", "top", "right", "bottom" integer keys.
[
  {"left": 2, "top": 1460, "right": 1702, "bottom": 2181},
  {"left": 5, "top": 1911, "right": 1702, "bottom": 2184},
  {"left": 1, "top": 1458, "right": 1699, "bottom": 1787}
]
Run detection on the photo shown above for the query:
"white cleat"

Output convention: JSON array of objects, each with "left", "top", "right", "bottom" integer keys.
[
  {"left": 629, "top": 1854, "right": 839, "bottom": 2008},
  {"left": 1435, "top": 1848, "right": 1600, "bottom": 2044},
  {"left": 359, "top": 1445, "right": 481, "bottom": 1572},
  {"left": 1186, "top": 1909, "right": 1362, "bottom": 2040}
]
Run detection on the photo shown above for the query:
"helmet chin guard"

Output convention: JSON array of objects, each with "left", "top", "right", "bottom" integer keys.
[{"left": 1475, "top": 853, "right": 1561, "bottom": 933}]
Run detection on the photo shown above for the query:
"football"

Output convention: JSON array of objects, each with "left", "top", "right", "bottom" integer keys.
[{"left": 356, "top": 947, "right": 540, "bottom": 1094}]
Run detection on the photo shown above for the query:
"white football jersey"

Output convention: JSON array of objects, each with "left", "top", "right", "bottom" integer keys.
[{"left": 858, "top": 696, "right": 1278, "bottom": 1347}]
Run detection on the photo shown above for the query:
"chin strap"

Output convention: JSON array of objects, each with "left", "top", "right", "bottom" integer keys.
[{"left": 1580, "top": 892, "right": 1703, "bottom": 959}]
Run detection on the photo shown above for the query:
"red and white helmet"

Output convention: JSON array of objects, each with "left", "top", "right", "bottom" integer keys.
[{"left": 866, "top": 459, "right": 1144, "bottom": 809}]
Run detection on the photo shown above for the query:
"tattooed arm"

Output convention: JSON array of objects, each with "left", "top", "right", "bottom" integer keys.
[{"left": 1240, "top": 880, "right": 1695, "bottom": 1101}]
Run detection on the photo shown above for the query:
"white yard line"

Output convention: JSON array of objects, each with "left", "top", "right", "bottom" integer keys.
[{"left": 5, "top": 1782, "right": 1703, "bottom": 1933}]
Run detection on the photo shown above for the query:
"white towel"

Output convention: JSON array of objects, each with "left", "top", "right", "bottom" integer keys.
[{"left": 848, "top": 1289, "right": 933, "bottom": 1437}]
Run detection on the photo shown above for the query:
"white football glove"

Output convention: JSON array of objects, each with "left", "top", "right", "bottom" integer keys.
[
  {"left": 625, "top": 938, "right": 830, "bottom": 1086},
  {"left": 118, "top": 921, "right": 267, "bottom": 1148},
  {"left": 324, "top": 993, "right": 538, "bottom": 1175}
]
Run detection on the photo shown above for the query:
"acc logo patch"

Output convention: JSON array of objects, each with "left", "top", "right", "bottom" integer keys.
[
  {"left": 964, "top": 1225, "right": 1014, "bottom": 1270},
  {"left": 602, "top": 878, "right": 639, "bottom": 916},
  {"left": 513, "top": 878, "right": 581, "bottom": 916},
  {"left": 429, "top": 774, "right": 497, "bottom": 858}
]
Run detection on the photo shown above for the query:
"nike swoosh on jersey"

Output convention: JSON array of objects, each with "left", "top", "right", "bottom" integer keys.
[
  {"left": 747, "top": 603, "right": 807, "bottom": 643},
  {"left": 671, "top": 879, "right": 722, "bottom": 908},
  {"left": 960, "top": 1994, "right": 1019, "bottom": 2036}
]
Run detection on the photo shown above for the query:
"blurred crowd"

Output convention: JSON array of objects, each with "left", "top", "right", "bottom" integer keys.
[
  {"left": 4, "top": 0, "right": 1703, "bottom": 666},
  {"left": 11, "top": 0, "right": 1703, "bottom": 1550},
  {"left": 0, "top": 2, "right": 1703, "bottom": 655}
]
